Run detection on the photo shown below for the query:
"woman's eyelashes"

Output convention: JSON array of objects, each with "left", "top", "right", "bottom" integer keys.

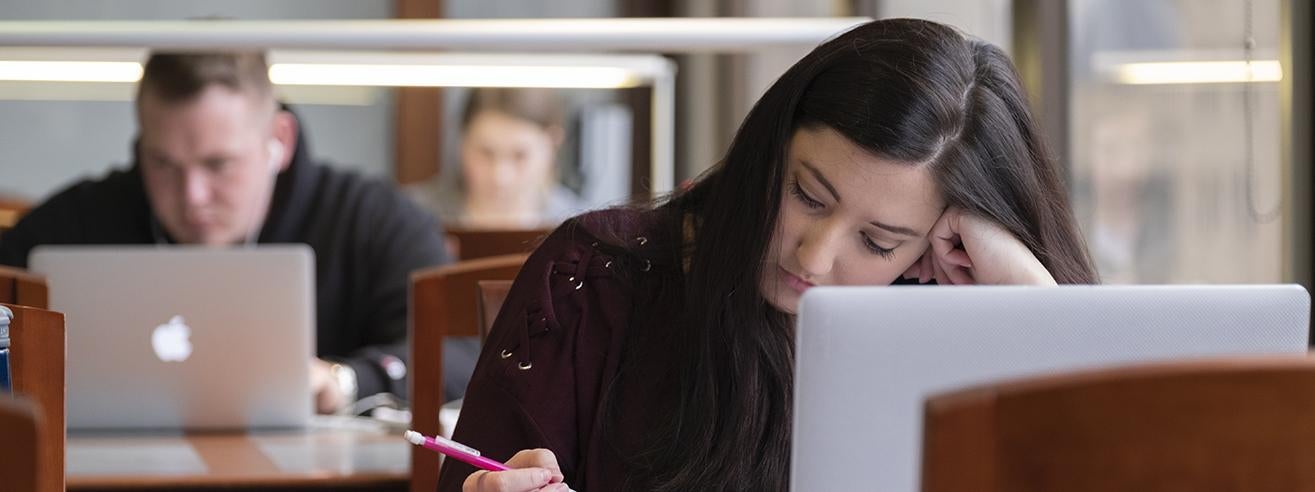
[
  {"left": 789, "top": 178, "right": 824, "bottom": 209},
  {"left": 861, "top": 233, "right": 896, "bottom": 259},
  {"left": 789, "top": 176, "right": 898, "bottom": 260}
]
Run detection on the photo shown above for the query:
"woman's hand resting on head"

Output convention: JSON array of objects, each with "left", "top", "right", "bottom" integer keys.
[
  {"left": 903, "top": 206, "right": 1057, "bottom": 286},
  {"left": 463, "top": 449, "right": 571, "bottom": 492}
]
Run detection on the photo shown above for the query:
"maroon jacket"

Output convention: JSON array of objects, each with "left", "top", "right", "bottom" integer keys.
[{"left": 437, "top": 208, "right": 680, "bottom": 491}]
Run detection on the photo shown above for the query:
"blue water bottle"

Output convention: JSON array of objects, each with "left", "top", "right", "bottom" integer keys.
[{"left": 0, "top": 305, "right": 11, "bottom": 392}]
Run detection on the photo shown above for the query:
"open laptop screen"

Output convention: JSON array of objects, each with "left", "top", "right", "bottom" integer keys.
[
  {"left": 31, "top": 245, "right": 315, "bottom": 431},
  {"left": 791, "top": 285, "right": 1309, "bottom": 491}
]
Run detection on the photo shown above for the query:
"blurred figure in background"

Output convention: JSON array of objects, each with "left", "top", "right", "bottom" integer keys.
[
  {"left": 0, "top": 51, "right": 452, "bottom": 414},
  {"left": 1084, "top": 102, "right": 1176, "bottom": 283},
  {"left": 409, "top": 87, "right": 587, "bottom": 230}
]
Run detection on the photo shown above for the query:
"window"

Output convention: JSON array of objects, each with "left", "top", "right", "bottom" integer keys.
[{"left": 1068, "top": 0, "right": 1284, "bottom": 283}]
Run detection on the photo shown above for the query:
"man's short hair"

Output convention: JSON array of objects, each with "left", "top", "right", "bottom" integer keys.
[{"left": 137, "top": 51, "right": 273, "bottom": 106}]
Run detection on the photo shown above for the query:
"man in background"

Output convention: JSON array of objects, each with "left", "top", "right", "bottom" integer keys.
[{"left": 0, "top": 51, "right": 455, "bottom": 413}]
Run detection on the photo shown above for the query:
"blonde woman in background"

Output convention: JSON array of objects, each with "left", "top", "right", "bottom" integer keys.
[{"left": 411, "top": 88, "right": 587, "bottom": 230}]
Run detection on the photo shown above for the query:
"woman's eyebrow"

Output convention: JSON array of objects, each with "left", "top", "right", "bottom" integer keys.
[
  {"left": 799, "top": 161, "right": 921, "bottom": 238},
  {"left": 870, "top": 221, "right": 919, "bottom": 238}
]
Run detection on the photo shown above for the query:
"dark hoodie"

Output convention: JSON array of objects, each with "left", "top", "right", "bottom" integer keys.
[{"left": 0, "top": 111, "right": 451, "bottom": 401}]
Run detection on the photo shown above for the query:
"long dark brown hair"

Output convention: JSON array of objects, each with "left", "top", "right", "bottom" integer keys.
[{"left": 616, "top": 18, "right": 1097, "bottom": 491}]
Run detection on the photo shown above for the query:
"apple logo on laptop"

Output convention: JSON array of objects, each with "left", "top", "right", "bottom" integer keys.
[{"left": 151, "top": 315, "right": 193, "bottom": 362}]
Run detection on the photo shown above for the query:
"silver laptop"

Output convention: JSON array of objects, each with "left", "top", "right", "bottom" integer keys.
[
  {"left": 30, "top": 245, "right": 315, "bottom": 431},
  {"left": 790, "top": 285, "right": 1310, "bottom": 492}
]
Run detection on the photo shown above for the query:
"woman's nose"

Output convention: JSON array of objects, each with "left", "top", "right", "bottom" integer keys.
[{"left": 795, "top": 220, "right": 844, "bottom": 279}]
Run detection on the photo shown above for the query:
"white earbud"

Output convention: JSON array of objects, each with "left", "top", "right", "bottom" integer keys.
[
  {"left": 266, "top": 140, "right": 284, "bottom": 174},
  {"left": 247, "top": 139, "right": 285, "bottom": 247}
]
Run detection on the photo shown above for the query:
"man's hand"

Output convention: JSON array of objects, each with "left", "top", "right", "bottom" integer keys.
[{"left": 310, "top": 358, "right": 350, "bottom": 414}]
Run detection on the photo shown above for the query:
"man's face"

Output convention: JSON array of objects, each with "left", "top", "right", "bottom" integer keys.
[{"left": 137, "top": 86, "right": 282, "bottom": 245}]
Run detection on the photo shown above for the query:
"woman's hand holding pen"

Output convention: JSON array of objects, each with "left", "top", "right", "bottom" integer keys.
[
  {"left": 904, "top": 206, "right": 1057, "bottom": 286},
  {"left": 463, "top": 449, "right": 570, "bottom": 492}
]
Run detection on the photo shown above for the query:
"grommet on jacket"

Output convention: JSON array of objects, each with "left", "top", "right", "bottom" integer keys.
[
  {"left": 505, "top": 303, "right": 554, "bottom": 371},
  {"left": 439, "top": 209, "right": 678, "bottom": 491},
  {"left": 499, "top": 224, "right": 669, "bottom": 381}
]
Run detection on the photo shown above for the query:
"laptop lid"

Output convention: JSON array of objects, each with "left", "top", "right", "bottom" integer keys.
[
  {"left": 791, "top": 285, "right": 1310, "bottom": 491},
  {"left": 30, "top": 245, "right": 315, "bottom": 431}
]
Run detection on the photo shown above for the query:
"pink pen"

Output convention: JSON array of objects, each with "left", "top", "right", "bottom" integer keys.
[
  {"left": 403, "top": 430, "right": 578, "bottom": 491},
  {"left": 404, "top": 430, "right": 511, "bottom": 471}
]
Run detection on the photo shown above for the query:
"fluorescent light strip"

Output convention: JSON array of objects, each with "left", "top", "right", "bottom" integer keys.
[
  {"left": 0, "top": 81, "right": 378, "bottom": 106},
  {"left": 10, "top": 58, "right": 1278, "bottom": 88},
  {"left": 0, "top": 60, "right": 141, "bottom": 82},
  {"left": 0, "top": 18, "right": 871, "bottom": 52},
  {"left": 0, "top": 60, "right": 644, "bottom": 89},
  {"left": 268, "top": 63, "right": 642, "bottom": 88},
  {"left": 1118, "top": 60, "right": 1282, "bottom": 85}
]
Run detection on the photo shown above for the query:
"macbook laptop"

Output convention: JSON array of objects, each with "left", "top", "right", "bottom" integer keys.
[
  {"left": 30, "top": 245, "right": 315, "bottom": 431},
  {"left": 790, "top": 285, "right": 1310, "bottom": 491}
]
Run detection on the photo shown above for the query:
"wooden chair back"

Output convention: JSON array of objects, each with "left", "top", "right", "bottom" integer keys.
[
  {"left": 4, "top": 303, "right": 66, "bottom": 492},
  {"left": 0, "top": 196, "right": 29, "bottom": 234},
  {"left": 445, "top": 226, "right": 550, "bottom": 261},
  {"left": 0, "top": 396, "right": 41, "bottom": 492},
  {"left": 922, "top": 356, "right": 1315, "bottom": 492},
  {"left": 409, "top": 254, "right": 528, "bottom": 492},
  {"left": 0, "top": 266, "right": 48, "bottom": 309},
  {"left": 476, "top": 280, "right": 513, "bottom": 343}
]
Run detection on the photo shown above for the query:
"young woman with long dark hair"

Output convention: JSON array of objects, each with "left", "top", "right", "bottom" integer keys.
[{"left": 437, "top": 18, "right": 1097, "bottom": 492}]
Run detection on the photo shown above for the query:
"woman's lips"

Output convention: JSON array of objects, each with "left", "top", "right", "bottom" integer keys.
[{"left": 780, "top": 266, "right": 815, "bottom": 294}]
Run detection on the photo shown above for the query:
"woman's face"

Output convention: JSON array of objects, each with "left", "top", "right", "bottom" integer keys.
[
  {"left": 761, "top": 126, "right": 945, "bottom": 314},
  {"left": 460, "top": 110, "right": 558, "bottom": 206}
]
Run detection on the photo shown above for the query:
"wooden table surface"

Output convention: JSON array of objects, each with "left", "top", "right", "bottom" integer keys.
[{"left": 67, "top": 421, "right": 409, "bottom": 491}]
